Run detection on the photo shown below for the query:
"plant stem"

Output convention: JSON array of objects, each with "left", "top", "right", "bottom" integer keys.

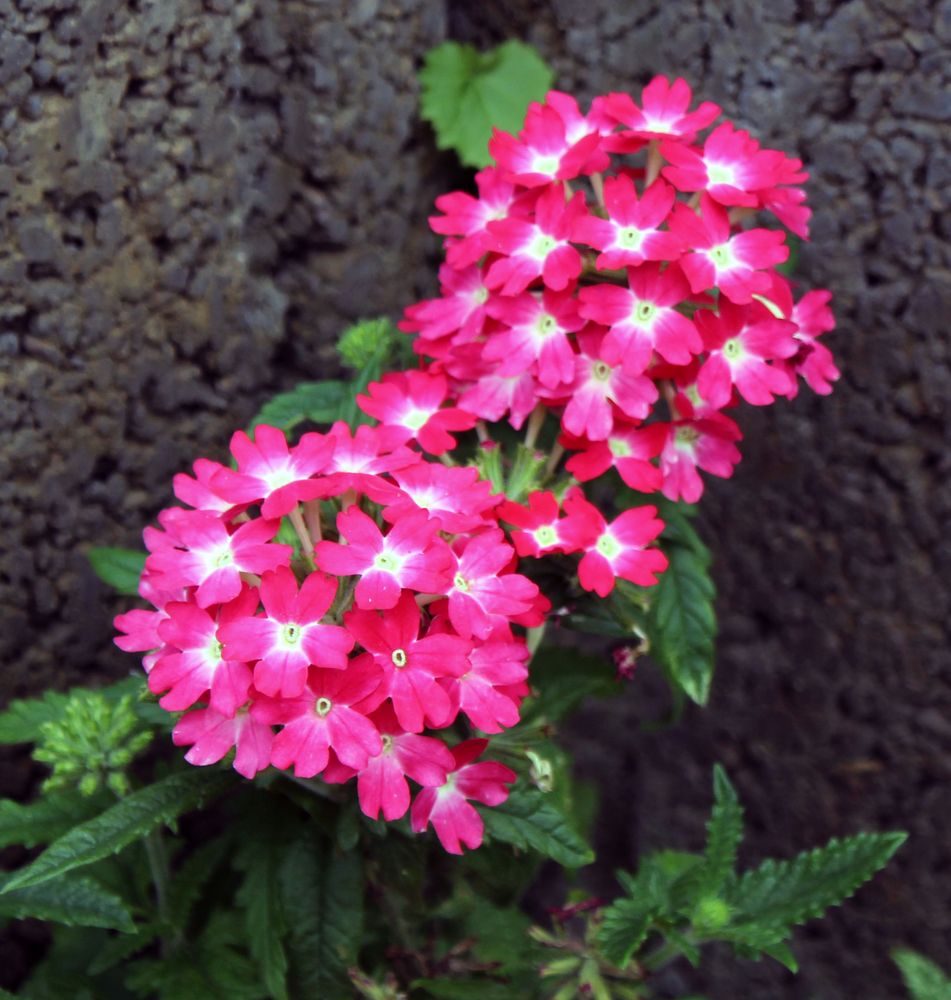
[
  {"left": 645, "top": 140, "right": 662, "bottom": 186},
  {"left": 289, "top": 505, "right": 316, "bottom": 570},
  {"left": 525, "top": 405, "right": 547, "bottom": 449}
]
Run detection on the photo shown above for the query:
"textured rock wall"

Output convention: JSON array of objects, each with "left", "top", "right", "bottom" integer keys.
[
  {"left": 1, "top": 0, "right": 948, "bottom": 995},
  {"left": 447, "top": 1, "right": 950, "bottom": 997}
]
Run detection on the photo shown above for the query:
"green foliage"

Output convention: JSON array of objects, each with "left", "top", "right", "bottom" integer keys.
[
  {"left": 0, "top": 791, "right": 100, "bottom": 849},
  {"left": 893, "top": 948, "right": 951, "bottom": 1000},
  {"left": 87, "top": 546, "right": 146, "bottom": 594},
  {"left": 698, "top": 765, "right": 743, "bottom": 897},
  {"left": 520, "top": 646, "right": 618, "bottom": 726},
  {"left": 33, "top": 690, "right": 152, "bottom": 797},
  {"left": 598, "top": 898, "right": 656, "bottom": 967},
  {"left": 480, "top": 782, "right": 594, "bottom": 868},
  {"left": 336, "top": 317, "right": 401, "bottom": 429},
  {"left": 3, "top": 769, "right": 235, "bottom": 892},
  {"left": 249, "top": 380, "right": 349, "bottom": 433},
  {"left": 0, "top": 873, "right": 134, "bottom": 933},
  {"left": 645, "top": 501, "right": 716, "bottom": 705},
  {"left": 419, "top": 40, "right": 554, "bottom": 168},
  {"left": 279, "top": 828, "right": 364, "bottom": 1000}
]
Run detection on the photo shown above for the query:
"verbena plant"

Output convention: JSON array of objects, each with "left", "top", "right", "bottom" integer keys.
[{"left": 0, "top": 43, "right": 906, "bottom": 1000}]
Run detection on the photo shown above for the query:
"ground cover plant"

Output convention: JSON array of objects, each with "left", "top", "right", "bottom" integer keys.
[{"left": 0, "top": 42, "right": 905, "bottom": 1000}]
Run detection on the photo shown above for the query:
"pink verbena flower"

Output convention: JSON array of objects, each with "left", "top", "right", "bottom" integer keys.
[
  {"left": 562, "top": 421, "right": 666, "bottom": 493},
  {"left": 442, "top": 637, "right": 529, "bottom": 734},
  {"left": 172, "top": 458, "right": 236, "bottom": 515},
  {"left": 497, "top": 490, "right": 569, "bottom": 557},
  {"left": 314, "top": 507, "right": 453, "bottom": 610},
  {"left": 211, "top": 425, "right": 334, "bottom": 518},
  {"left": 410, "top": 739, "right": 517, "bottom": 855},
  {"left": 218, "top": 566, "right": 353, "bottom": 699},
  {"left": 381, "top": 464, "right": 500, "bottom": 534},
  {"left": 658, "top": 415, "right": 743, "bottom": 503},
  {"left": 600, "top": 76, "right": 720, "bottom": 144},
  {"left": 399, "top": 263, "right": 492, "bottom": 345},
  {"left": 561, "top": 488, "right": 667, "bottom": 597},
  {"left": 172, "top": 704, "right": 274, "bottom": 779}
]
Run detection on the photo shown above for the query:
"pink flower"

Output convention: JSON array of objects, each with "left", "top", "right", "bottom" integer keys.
[
  {"left": 572, "top": 175, "right": 682, "bottom": 269},
  {"left": 489, "top": 102, "right": 607, "bottom": 187},
  {"left": 695, "top": 299, "right": 798, "bottom": 408},
  {"left": 457, "top": 369, "right": 539, "bottom": 429},
  {"left": 381, "top": 463, "right": 500, "bottom": 534},
  {"left": 173, "top": 704, "right": 274, "bottom": 779},
  {"left": 579, "top": 263, "right": 702, "bottom": 374},
  {"left": 447, "top": 530, "right": 541, "bottom": 639},
  {"left": 145, "top": 511, "right": 290, "bottom": 608},
  {"left": 559, "top": 328, "right": 659, "bottom": 441},
  {"left": 661, "top": 122, "right": 784, "bottom": 207},
  {"left": 484, "top": 287, "right": 583, "bottom": 389},
  {"left": 314, "top": 421, "right": 418, "bottom": 501},
  {"left": 670, "top": 195, "right": 788, "bottom": 304},
  {"left": 561, "top": 488, "right": 667, "bottom": 597},
  {"left": 150, "top": 587, "right": 257, "bottom": 715},
  {"left": 354, "top": 705, "right": 456, "bottom": 821},
  {"left": 486, "top": 185, "right": 587, "bottom": 295},
  {"left": 256, "top": 660, "right": 383, "bottom": 778},
  {"left": 410, "top": 739, "right": 517, "bottom": 854},
  {"left": 658, "top": 415, "right": 743, "bottom": 503},
  {"left": 790, "top": 289, "right": 839, "bottom": 395},
  {"left": 217, "top": 566, "right": 353, "bottom": 699},
  {"left": 172, "top": 458, "right": 237, "bottom": 515},
  {"left": 346, "top": 592, "right": 470, "bottom": 732},
  {"left": 428, "top": 168, "right": 522, "bottom": 268},
  {"left": 357, "top": 370, "right": 476, "bottom": 455},
  {"left": 314, "top": 507, "right": 453, "bottom": 610},
  {"left": 563, "top": 421, "right": 666, "bottom": 493},
  {"left": 443, "top": 639, "right": 529, "bottom": 734},
  {"left": 600, "top": 76, "right": 720, "bottom": 143},
  {"left": 211, "top": 425, "right": 334, "bottom": 518},
  {"left": 497, "top": 491, "right": 569, "bottom": 557},
  {"left": 400, "top": 263, "right": 492, "bottom": 344}
]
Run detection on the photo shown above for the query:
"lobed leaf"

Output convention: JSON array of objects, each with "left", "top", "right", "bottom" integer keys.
[
  {"left": 480, "top": 782, "right": 594, "bottom": 868},
  {"left": 892, "top": 948, "right": 951, "bottom": 1000},
  {"left": 419, "top": 40, "right": 554, "bottom": 168},
  {"left": 699, "top": 764, "right": 744, "bottom": 895},
  {"left": 249, "top": 380, "right": 349, "bottom": 433},
  {"left": 0, "top": 873, "right": 134, "bottom": 932},
  {"left": 87, "top": 547, "right": 146, "bottom": 595},
  {"left": 726, "top": 831, "right": 907, "bottom": 930},
  {"left": 597, "top": 897, "right": 656, "bottom": 967},
  {"left": 3, "top": 770, "right": 235, "bottom": 892}
]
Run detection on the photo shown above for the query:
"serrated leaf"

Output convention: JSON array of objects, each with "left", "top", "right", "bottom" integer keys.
[
  {"left": 617, "top": 850, "right": 705, "bottom": 915},
  {"left": 344, "top": 319, "right": 399, "bottom": 430},
  {"left": 419, "top": 40, "right": 554, "bottom": 168},
  {"left": 479, "top": 782, "right": 594, "bottom": 868},
  {"left": 249, "top": 380, "right": 349, "bottom": 433},
  {"left": 88, "top": 923, "right": 159, "bottom": 975},
  {"left": 0, "top": 792, "right": 101, "bottom": 848},
  {"left": 892, "top": 948, "right": 951, "bottom": 1000},
  {"left": 0, "top": 689, "right": 72, "bottom": 744},
  {"left": 87, "top": 547, "right": 146, "bottom": 595},
  {"left": 700, "top": 765, "right": 743, "bottom": 895},
  {"left": 727, "top": 831, "right": 907, "bottom": 931},
  {"left": 0, "top": 873, "right": 134, "bottom": 932},
  {"left": 3, "top": 770, "right": 235, "bottom": 891},
  {"left": 279, "top": 829, "right": 363, "bottom": 1000},
  {"left": 646, "top": 534, "right": 716, "bottom": 705},
  {"left": 597, "top": 897, "right": 656, "bottom": 967}
]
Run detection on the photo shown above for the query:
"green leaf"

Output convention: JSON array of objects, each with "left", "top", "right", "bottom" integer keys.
[
  {"left": 338, "top": 318, "right": 399, "bottom": 430},
  {"left": 236, "top": 827, "right": 290, "bottom": 1000},
  {"left": 892, "top": 948, "right": 951, "bottom": 1000},
  {"left": 727, "top": 831, "right": 907, "bottom": 930},
  {"left": 0, "top": 872, "right": 134, "bottom": 932},
  {"left": 521, "top": 647, "right": 618, "bottom": 725},
  {"left": 646, "top": 527, "right": 716, "bottom": 705},
  {"left": 598, "top": 897, "right": 656, "bottom": 967},
  {"left": 0, "top": 792, "right": 101, "bottom": 848},
  {"left": 616, "top": 850, "right": 705, "bottom": 917},
  {"left": 480, "top": 782, "right": 594, "bottom": 868},
  {"left": 412, "top": 979, "right": 526, "bottom": 1000},
  {"left": 87, "top": 547, "right": 146, "bottom": 595},
  {"left": 337, "top": 316, "right": 399, "bottom": 371},
  {"left": 88, "top": 923, "right": 159, "bottom": 975},
  {"left": 167, "top": 835, "right": 233, "bottom": 930},
  {"left": 279, "top": 830, "right": 364, "bottom": 1000},
  {"left": 3, "top": 770, "right": 235, "bottom": 891},
  {"left": 0, "top": 689, "right": 72, "bottom": 744},
  {"left": 249, "top": 380, "right": 349, "bottom": 433},
  {"left": 700, "top": 765, "right": 743, "bottom": 895},
  {"left": 419, "top": 40, "right": 555, "bottom": 168}
]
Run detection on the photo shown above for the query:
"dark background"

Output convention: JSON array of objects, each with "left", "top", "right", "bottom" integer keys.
[{"left": 1, "top": 0, "right": 949, "bottom": 996}]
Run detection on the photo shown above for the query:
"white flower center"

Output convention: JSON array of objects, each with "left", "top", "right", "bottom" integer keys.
[
  {"left": 391, "top": 648, "right": 407, "bottom": 668},
  {"left": 315, "top": 697, "right": 333, "bottom": 717},
  {"left": 595, "top": 532, "right": 622, "bottom": 559},
  {"left": 529, "top": 232, "right": 557, "bottom": 260},
  {"left": 618, "top": 226, "right": 646, "bottom": 250},
  {"left": 706, "top": 160, "right": 736, "bottom": 187}
]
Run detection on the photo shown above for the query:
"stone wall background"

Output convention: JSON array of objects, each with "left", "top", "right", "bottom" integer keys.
[{"left": 1, "top": 0, "right": 949, "bottom": 996}]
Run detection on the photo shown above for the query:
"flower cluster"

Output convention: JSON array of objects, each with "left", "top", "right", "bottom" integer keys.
[
  {"left": 116, "top": 421, "right": 553, "bottom": 853},
  {"left": 402, "top": 75, "right": 838, "bottom": 505}
]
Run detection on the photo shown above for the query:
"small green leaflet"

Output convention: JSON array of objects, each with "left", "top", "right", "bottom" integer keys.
[
  {"left": 699, "top": 764, "right": 744, "bottom": 896},
  {"left": 3, "top": 770, "right": 235, "bottom": 892},
  {"left": 87, "top": 547, "right": 145, "bottom": 595},
  {"left": 419, "top": 40, "right": 555, "bottom": 168},
  {"left": 726, "top": 831, "right": 907, "bottom": 932},
  {"left": 646, "top": 507, "right": 716, "bottom": 706},
  {"left": 249, "top": 381, "right": 349, "bottom": 433},
  {"left": 337, "top": 318, "right": 400, "bottom": 430},
  {"left": 480, "top": 782, "right": 594, "bottom": 868},
  {"left": 0, "top": 873, "right": 134, "bottom": 933},
  {"left": 0, "top": 792, "right": 101, "bottom": 849},
  {"left": 892, "top": 948, "right": 951, "bottom": 1000},
  {"left": 597, "top": 897, "right": 656, "bottom": 967}
]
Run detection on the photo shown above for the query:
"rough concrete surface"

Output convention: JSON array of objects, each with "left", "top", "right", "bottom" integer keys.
[{"left": 1, "top": 0, "right": 949, "bottom": 995}]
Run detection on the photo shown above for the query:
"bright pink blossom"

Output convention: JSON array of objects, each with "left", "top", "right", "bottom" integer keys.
[
  {"left": 410, "top": 739, "right": 517, "bottom": 854},
  {"left": 315, "top": 507, "right": 453, "bottom": 610},
  {"left": 457, "top": 369, "right": 540, "bottom": 429},
  {"left": 400, "top": 263, "right": 492, "bottom": 345},
  {"left": 173, "top": 705, "right": 274, "bottom": 779},
  {"left": 218, "top": 566, "right": 352, "bottom": 699},
  {"left": 563, "top": 421, "right": 666, "bottom": 492},
  {"left": 443, "top": 639, "right": 529, "bottom": 733},
  {"left": 172, "top": 458, "right": 236, "bottom": 515},
  {"left": 658, "top": 415, "right": 743, "bottom": 503},
  {"left": 381, "top": 464, "right": 500, "bottom": 534},
  {"left": 497, "top": 491, "right": 569, "bottom": 557},
  {"left": 600, "top": 76, "right": 720, "bottom": 143}
]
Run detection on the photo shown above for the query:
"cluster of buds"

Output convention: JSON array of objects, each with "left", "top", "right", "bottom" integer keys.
[
  {"left": 401, "top": 75, "right": 837, "bottom": 505},
  {"left": 115, "top": 76, "right": 836, "bottom": 854}
]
